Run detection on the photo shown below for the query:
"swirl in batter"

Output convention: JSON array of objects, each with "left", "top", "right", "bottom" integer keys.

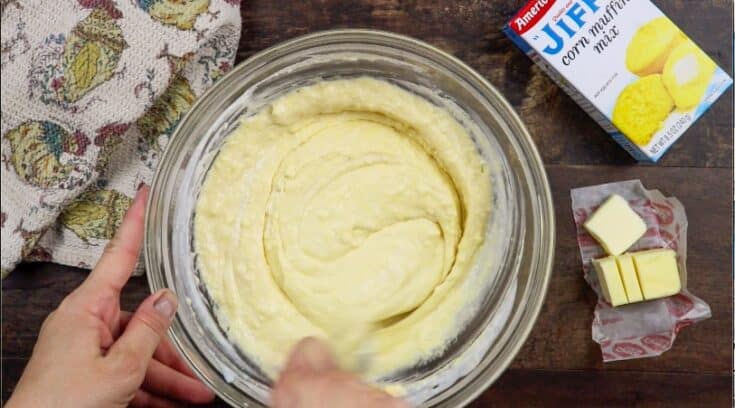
[{"left": 195, "top": 78, "right": 491, "bottom": 379}]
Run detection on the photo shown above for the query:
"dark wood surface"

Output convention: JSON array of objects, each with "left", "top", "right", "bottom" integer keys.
[{"left": 3, "top": 1, "right": 733, "bottom": 406}]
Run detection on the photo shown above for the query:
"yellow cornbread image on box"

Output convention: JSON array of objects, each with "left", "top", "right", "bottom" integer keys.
[
  {"left": 663, "top": 41, "right": 718, "bottom": 110},
  {"left": 504, "top": 0, "right": 732, "bottom": 162},
  {"left": 625, "top": 17, "right": 686, "bottom": 76},
  {"left": 633, "top": 249, "right": 681, "bottom": 300},
  {"left": 593, "top": 257, "right": 628, "bottom": 307},
  {"left": 612, "top": 75, "right": 674, "bottom": 146}
]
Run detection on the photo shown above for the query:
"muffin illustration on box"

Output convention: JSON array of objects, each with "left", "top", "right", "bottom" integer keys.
[
  {"left": 625, "top": 17, "right": 685, "bottom": 77},
  {"left": 504, "top": 0, "right": 732, "bottom": 162},
  {"left": 662, "top": 41, "right": 717, "bottom": 110},
  {"left": 612, "top": 75, "right": 674, "bottom": 146},
  {"left": 614, "top": 17, "right": 719, "bottom": 146}
]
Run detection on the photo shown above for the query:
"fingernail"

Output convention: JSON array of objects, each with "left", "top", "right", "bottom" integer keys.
[
  {"left": 124, "top": 185, "right": 149, "bottom": 222},
  {"left": 133, "top": 185, "right": 149, "bottom": 204},
  {"left": 153, "top": 289, "right": 178, "bottom": 320}
]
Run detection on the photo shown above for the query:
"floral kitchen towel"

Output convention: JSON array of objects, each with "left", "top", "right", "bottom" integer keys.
[{"left": 1, "top": 0, "right": 241, "bottom": 276}]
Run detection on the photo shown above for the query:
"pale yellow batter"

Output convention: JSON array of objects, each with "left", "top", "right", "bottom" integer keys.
[{"left": 194, "top": 78, "right": 491, "bottom": 379}]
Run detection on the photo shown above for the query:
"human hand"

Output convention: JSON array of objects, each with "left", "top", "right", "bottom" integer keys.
[
  {"left": 7, "top": 186, "right": 214, "bottom": 408},
  {"left": 272, "top": 338, "right": 408, "bottom": 408}
]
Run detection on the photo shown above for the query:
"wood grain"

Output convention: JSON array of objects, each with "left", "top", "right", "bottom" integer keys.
[
  {"left": 1, "top": 264, "right": 149, "bottom": 360},
  {"left": 2, "top": 166, "right": 732, "bottom": 404},
  {"left": 472, "top": 369, "right": 731, "bottom": 407},
  {"left": 2, "top": 0, "right": 733, "bottom": 406},
  {"left": 512, "top": 166, "right": 733, "bottom": 374}
]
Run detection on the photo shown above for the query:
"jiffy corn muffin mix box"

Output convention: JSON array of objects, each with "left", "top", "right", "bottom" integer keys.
[{"left": 503, "top": 0, "right": 732, "bottom": 162}]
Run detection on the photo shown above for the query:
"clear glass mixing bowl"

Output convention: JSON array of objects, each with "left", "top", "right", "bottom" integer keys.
[{"left": 145, "top": 29, "right": 555, "bottom": 407}]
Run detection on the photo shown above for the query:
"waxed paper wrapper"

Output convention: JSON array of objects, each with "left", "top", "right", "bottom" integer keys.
[{"left": 571, "top": 180, "right": 711, "bottom": 362}]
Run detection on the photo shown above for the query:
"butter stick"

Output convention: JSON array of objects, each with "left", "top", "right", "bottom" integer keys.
[
  {"left": 632, "top": 249, "right": 681, "bottom": 300},
  {"left": 616, "top": 254, "right": 644, "bottom": 303},
  {"left": 593, "top": 249, "right": 681, "bottom": 307},
  {"left": 593, "top": 256, "right": 628, "bottom": 307}
]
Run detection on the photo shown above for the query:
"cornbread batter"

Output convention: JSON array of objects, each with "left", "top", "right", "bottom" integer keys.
[{"left": 194, "top": 78, "right": 491, "bottom": 378}]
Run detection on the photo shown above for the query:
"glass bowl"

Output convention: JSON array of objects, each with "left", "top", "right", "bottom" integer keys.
[{"left": 145, "top": 29, "right": 555, "bottom": 407}]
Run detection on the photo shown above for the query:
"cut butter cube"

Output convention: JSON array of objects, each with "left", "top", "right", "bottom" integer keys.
[
  {"left": 593, "top": 256, "right": 628, "bottom": 307},
  {"left": 633, "top": 249, "right": 681, "bottom": 300},
  {"left": 616, "top": 254, "right": 644, "bottom": 303},
  {"left": 584, "top": 194, "right": 647, "bottom": 256}
]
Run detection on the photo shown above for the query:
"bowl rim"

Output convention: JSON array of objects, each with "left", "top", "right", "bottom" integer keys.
[{"left": 145, "top": 28, "right": 555, "bottom": 407}]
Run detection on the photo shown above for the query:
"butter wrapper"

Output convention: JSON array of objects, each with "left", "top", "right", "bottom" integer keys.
[
  {"left": 571, "top": 180, "right": 711, "bottom": 361},
  {"left": 504, "top": 0, "right": 733, "bottom": 162}
]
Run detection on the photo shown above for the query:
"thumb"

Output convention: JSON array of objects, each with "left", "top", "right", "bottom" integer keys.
[
  {"left": 110, "top": 289, "right": 178, "bottom": 371},
  {"left": 284, "top": 337, "right": 337, "bottom": 373}
]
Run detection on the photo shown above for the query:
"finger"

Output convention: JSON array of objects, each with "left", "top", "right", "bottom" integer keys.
[
  {"left": 274, "top": 370, "right": 409, "bottom": 408},
  {"left": 86, "top": 185, "right": 149, "bottom": 293},
  {"left": 273, "top": 338, "right": 339, "bottom": 407},
  {"left": 119, "top": 310, "right": 197, "bottom": 378},
  {"left": 130, "top": 389, "right": 182, "bottom": 408},
  {"left": 283, "top": 337, "right": 337, "bottom": 373},
  {"left": 142, "top": 359, "right": 215, "bottom": 404},
  {"left": 109, "top": 289, "right": 177, "bottom": 368},
  {"left": 274, "top": 339, "right": 408, "bottom": 408},
  {"left": 116, "top": 310, "right": 133, "bottom": 338},
  {"left": 153, "top": 336, "right": 199, "bottom": 379}
]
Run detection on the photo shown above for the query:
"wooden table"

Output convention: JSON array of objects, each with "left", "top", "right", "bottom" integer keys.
[{"left": 3, "top": 1, "right": 733, "bottom": 406}]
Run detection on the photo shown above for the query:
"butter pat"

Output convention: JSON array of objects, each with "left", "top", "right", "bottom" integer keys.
[
  {"left": 584, "top": 195, "right": 646, "bottom": 256},
  {"left": 616, "top": 254, "right": 643, "bottom": 303},
  {"left": 593, "top": 257, "right": 628, "bottom": 307},
  {"left": 592, "top": 250, "right": 681, "bottom": 307},
  {"left": 633, "top": 249, "right": 681, "bottom": 300}
]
